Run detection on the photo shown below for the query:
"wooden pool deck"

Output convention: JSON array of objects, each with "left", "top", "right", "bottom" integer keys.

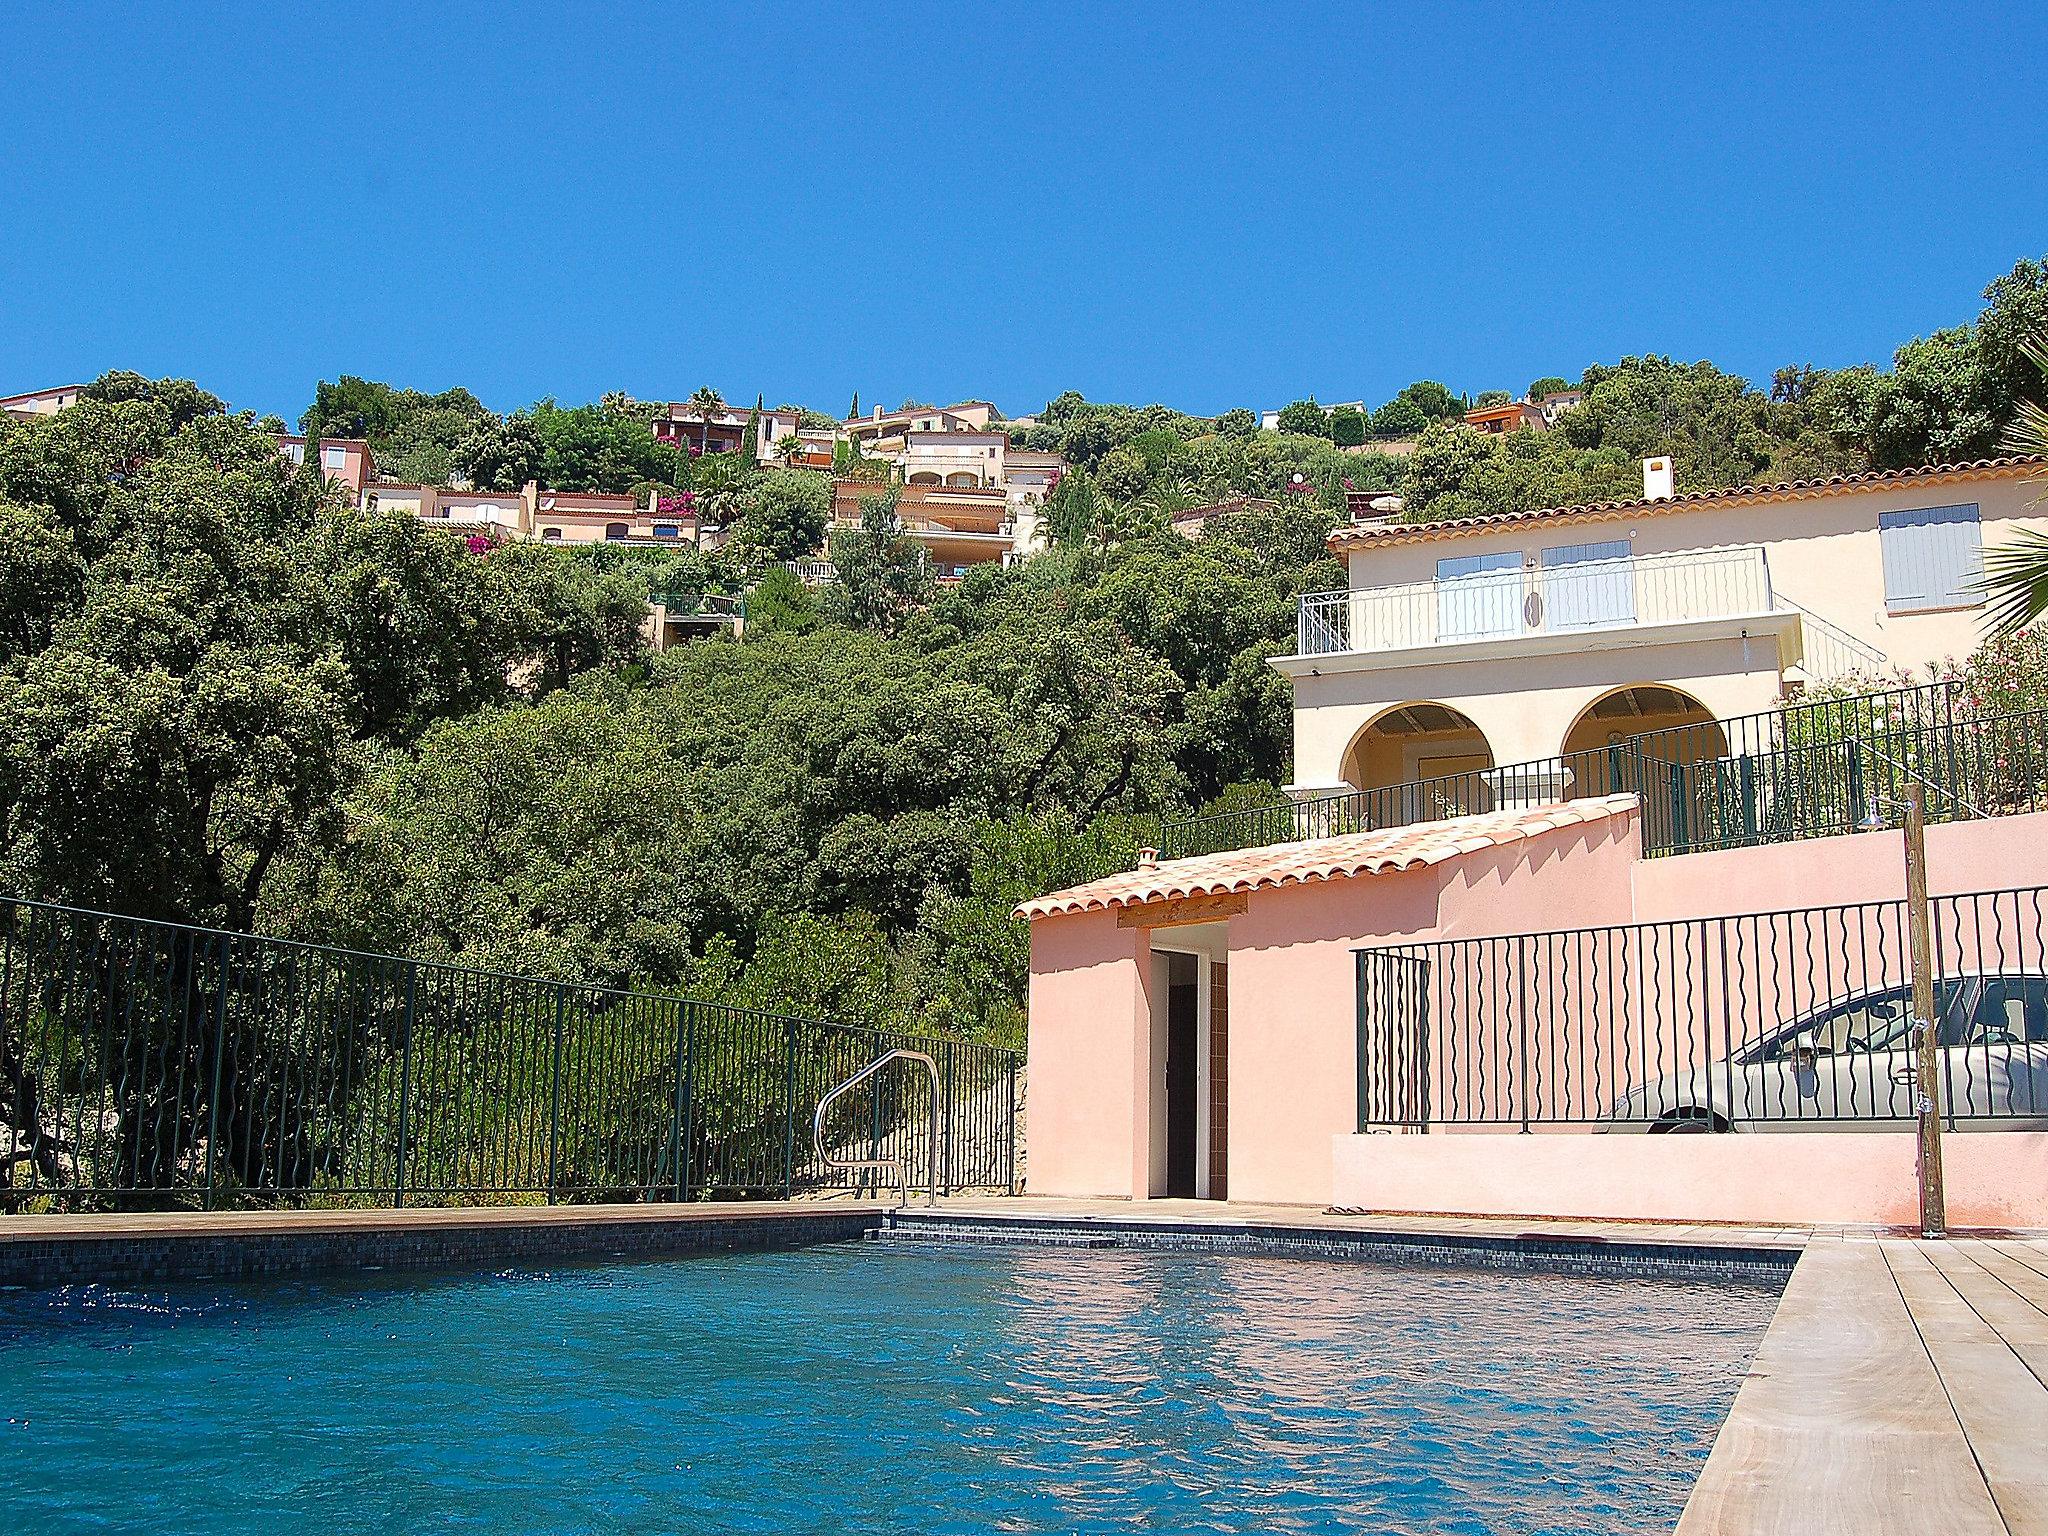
[
  {"left": 5, "top": 1195, "right": 2044, "bottom": 1531},
  {"left": 1676, "top": 1233, "right": 2048, "bottom": 1536}
]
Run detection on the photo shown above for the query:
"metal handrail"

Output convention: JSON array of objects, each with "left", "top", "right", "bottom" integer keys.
[{"left": 812, "top": 1048, "right": 940, "bottom": 1207}]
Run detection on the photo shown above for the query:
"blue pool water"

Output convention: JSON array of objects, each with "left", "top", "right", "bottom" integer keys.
[{"left": 0, "top": 1242, "right": 1779, "bottom": 1535}]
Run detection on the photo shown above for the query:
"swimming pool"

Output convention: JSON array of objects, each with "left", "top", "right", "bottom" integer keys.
[{"left": 0, "top": 1242, "right": 1778, "bottom": 1534}]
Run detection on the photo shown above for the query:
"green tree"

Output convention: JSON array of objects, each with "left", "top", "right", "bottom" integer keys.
[
  {"left": 744, "top": 564, "right": 821, "bottom": 637},
  {"left": 1214, "top": 408, "right": 1258, "bottom": 438},
  {"left": 822, "top": 487, "right": 934, "bottom": 631},
  {"left": 1330, "top": 405, "right": 1367, "bottom": 446},
  {"left": 1275, "top": 398, "right": 1332, "bottom": 438},
  {"left": 1528, "top": 376, "right": 1573, "bottom": 400},
  {"left": 730, "top": 469, "right": 830, "bottom": 564}
]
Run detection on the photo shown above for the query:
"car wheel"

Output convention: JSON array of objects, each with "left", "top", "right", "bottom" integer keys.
[{"left": 1651, "top": 1114, "right": 1720, "bottom": 1134}]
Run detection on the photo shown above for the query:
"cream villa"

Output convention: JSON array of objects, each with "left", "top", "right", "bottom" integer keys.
[
  {"left": 1020, "top": 454, "right": 2048, "bottom": 1231},
  {"left": 1281, "top": 455, "right": 2046, "bottom": 800}
]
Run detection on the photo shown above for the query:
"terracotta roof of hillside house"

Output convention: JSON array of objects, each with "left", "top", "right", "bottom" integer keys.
[
  {"left": 1327, "top": 455, "right": 2048, "bottom": 553},
  {"left": 1016, "top": 794, "right": 1641, "bottom": 919}
]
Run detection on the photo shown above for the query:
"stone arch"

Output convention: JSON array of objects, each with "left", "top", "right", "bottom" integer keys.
[
  {"left": 1340, "top": 702, "right": 1497, "bottom": 821},
  {"left": 1560, "top": 683, "right": 1727, "bottom": 796}
]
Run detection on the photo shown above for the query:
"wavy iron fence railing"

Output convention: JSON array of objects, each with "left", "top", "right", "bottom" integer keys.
[
  {"left": 1161, "top": 680, "right": 2048, "bottom": 863},
  {"left": 1355, "top": 885, "right": 2048, "bottom": 1131},
  {"left": 0, "top": 899, "right": 1019, "bottom": 1213}
]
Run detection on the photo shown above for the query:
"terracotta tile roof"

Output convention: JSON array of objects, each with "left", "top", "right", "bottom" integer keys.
[
  {"left": 1327, "top": 455, "right": 2048, "bottom": 553},
  {"left": 1016, "top": 794, "right": 1641, "bottom": 919}
]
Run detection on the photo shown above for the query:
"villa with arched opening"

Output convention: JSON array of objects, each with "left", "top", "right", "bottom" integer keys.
[{"left": 1018, "top": 454, "right": 2048, "bottom": 1229}]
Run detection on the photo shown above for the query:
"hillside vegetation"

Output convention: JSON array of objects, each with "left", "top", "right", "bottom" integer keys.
[{"left": 1, "top": 257, "right": 2043, "bottom": 1045}]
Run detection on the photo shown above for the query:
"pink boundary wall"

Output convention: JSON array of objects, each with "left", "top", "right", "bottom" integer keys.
[
  {"left": 1331, "top": 1130, "right": 2048, "bottom": 1230},
  {"left": 1024, "top": 806, "right": 2048, "bottom": 1220}
]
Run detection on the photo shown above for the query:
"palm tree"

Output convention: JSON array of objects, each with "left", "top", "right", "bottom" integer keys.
[{"left": 1981, "top": 335, "right": 2048, "bottom": 635}]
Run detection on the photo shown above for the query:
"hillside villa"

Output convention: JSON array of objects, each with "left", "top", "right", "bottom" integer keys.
[{"left": 1020, "top": 453, "right": 2048, "bottom": 1230}]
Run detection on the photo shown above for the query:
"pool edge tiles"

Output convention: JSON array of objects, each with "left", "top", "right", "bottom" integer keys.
[
  {"left": 876, "top": 1211, "right": 1802, "bottom": 1282},
  {"left": 0, "top": 1202, "right": 886, "bottom": 1291}
]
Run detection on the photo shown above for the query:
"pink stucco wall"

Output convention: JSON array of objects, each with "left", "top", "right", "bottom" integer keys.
[
  {"left": 1631, "top": 809, "right": 2048, "bottom": 920},
  {"left": 1024, "top": 910, "right": 1152, "bottom": 1198},
  {"left": 1025, "top": 803, "right": 2048, "bottom": 1219},
  {"left": 1331, "top": 1129, "right": 2048, "bottom": 1230}
]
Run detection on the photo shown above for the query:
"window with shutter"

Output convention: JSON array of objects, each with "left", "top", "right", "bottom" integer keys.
[{"left": 1879, "top": 504, "right": 1982, "bottom": 614}]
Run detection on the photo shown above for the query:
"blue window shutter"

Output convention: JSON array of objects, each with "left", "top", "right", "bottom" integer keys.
[{"left": 1879, "top": 504, "right": 1982, "bottom": 613}]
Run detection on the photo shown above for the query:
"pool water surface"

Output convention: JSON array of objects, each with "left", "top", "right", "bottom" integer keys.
[{"left": 0, "top": 1242, "right": 1779, "bottom": 1535}]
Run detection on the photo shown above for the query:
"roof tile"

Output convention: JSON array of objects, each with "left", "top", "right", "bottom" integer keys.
[
  {"left": 1328, "top": 455, "right": 2046, "bottom": 552},
  {"left": 1016, "top": 794, "right": 1641, "bottom": 919}
]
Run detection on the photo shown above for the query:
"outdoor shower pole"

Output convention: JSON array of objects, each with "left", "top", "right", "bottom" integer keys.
[{"left": 1904, "top": 784, "right": 1947, "bottom": 1239}]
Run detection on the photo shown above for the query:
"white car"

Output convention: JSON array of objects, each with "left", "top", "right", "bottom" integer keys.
[{"left": 1600, "top": 972, "right": 2048, "bottom": 1132}]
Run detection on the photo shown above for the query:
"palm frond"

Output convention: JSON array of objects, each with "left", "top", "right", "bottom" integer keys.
[
  {"left": 1979, "top": 334, "right": 2048, "bottom": 635},
  {"left": 1982, "top": 528, "right": 2048, "bottom": 636}
]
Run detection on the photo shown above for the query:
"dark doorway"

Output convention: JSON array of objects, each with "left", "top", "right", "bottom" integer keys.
[{"left": 1164, "top": 952, "right": 1200, "bottom": 1198}]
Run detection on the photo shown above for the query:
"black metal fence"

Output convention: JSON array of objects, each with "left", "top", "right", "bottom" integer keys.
[
  {"left": 1356, "top": 885, "right": 2048, "bottom": 1131},
  {"left": 0, "top": 898, "right": 1019, "bottom": 1212},
  {"left": 1164, "top": 680, "right": 2048, "bottom": 863}
]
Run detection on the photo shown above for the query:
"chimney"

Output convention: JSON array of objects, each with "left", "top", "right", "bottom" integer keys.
[
  {"left": 1642, "top": 456, "right": 1674, "bottom": 502},
  {"left": 1138, "top": 847, "right": 1159, "bottom": 869}
]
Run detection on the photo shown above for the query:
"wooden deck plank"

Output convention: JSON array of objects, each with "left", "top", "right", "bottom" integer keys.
[
  {"left": 1916, "top": 1245, "right": 2048, "bottom": 1392},
  {"left": 1675, "top": 1239, "right": 2003, "bottom": 1536},
  {"left": 1887, "top": 1241, "right": 2048, "bottom": 1533},
  {"left": 1988, "top": 1240, "right": 2048, "bottom": 1291}
]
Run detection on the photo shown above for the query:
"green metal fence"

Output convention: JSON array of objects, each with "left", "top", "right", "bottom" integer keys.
[{"left": 0, "top": 898, "right": 1019, "bottom": 1212}]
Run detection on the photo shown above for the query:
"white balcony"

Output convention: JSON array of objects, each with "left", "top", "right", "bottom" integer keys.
[{"left": 1292, "top": 547, "right": 1791, "bottom": 664}]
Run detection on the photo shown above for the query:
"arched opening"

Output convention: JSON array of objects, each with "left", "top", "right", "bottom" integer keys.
[
  {"left": 908, "top": 471, "right": 942, "bottom": 485},
  {"left": 1341, "top": 702, "right": 1496, "bottom": 823},
  {"left": 1560, "top": 684, "right": 1726, "bottom": 796},
  {"left": 945, "top": 471, "right": 980, "bottom": 487},
  {"left": 604, "top": 522, "right": 629, "bottom": 541}
]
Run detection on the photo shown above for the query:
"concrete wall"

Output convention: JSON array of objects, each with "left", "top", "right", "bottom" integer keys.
[
  {"left": 1331, "top": 1129, "right": 2048, "bottom": 1230},
  {"left": 1632, "top": 810, "right": 2048, "bottom": 919},
  {"left": 1024, "top": 910, "right": 1153, "bottom": 1199}
]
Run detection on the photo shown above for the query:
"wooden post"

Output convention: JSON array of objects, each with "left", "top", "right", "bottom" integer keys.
[{"left": 1904, "top": 784, "right": 1946, "bottom": 1239}]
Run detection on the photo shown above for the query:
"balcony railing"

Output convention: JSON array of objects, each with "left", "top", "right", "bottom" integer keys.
[
  {"left": 1295, "top": 546, "right": 1775, "bottom": 657},
  {"left": 1160, "top": 682, "right": 2048, "bottom": 864}
]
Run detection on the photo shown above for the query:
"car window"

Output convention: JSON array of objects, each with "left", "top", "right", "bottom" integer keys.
[
  {"left": 1950, "top": 976, "right": 2048, "bottom": 1046},
  {"left": 1758, "top": 982, "right": 1966, "bottom": 1061}
]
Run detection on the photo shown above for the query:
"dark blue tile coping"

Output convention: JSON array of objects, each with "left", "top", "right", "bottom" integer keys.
[
  {"left": 0, "top": 1210, "right": 879, "bottom": 1292},
  {"left": 874, "top": 1213, "right": 1799, "bottom": 1283}
]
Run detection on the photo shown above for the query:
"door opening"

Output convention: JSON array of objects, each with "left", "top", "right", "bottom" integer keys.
[{"left": 1164, "top": 952, "right": 1200, "bottom": 1198}]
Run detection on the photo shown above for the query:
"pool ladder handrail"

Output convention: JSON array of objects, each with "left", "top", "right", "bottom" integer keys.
[{"left": 812, "top": 1048, "right": 941, "bottom": 1208}]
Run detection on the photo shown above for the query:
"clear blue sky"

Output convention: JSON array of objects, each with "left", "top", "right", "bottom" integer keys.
[{"left": 3, "top": 2, "right": 2042, "bottom": 425}]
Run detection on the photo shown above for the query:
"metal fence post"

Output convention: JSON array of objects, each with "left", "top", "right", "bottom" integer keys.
[
  {"left": 781, "top": 1018, "right": 798, "bottom": 1198},
  {"left": 1005, "top": 1055, "right": 1018, "bottom": 1196},
  {"left": 546, "top": 986, "right": 566, "bottom": 1204},
  {"left": 668, "top": 1001, "right": 693, "bottom": 1202},
  {"left": 201, "top": 935, "right": 232, "bottom": 1211},
  {"left": 393, "top": 961, "right": 418, "bottom": 1208},
  {"left": 941, "top": 1039, "right": 955, "bottom": 1197},
  {"left": 1515, "top": 935, "right": 1531, "bottom": 1133}
]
